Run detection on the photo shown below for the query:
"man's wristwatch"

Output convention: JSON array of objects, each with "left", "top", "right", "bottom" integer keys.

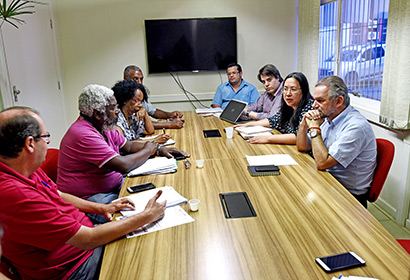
[
  {"left": 309, "top": 127, "right": 321, "bottom": 138},
  {"left": 245, "top": 110, "right": 250, "bottom": 117},
  {"left": 156, "top": 145, "right": 164, "bottom": 156}
]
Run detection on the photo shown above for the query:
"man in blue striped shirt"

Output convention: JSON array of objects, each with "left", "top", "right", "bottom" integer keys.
[{"left": 297, "top": 76, "right": 377, "bottom": 208}]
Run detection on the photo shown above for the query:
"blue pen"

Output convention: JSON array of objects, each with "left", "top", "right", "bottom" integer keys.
[{"left": 41, "top": 180, "right": 51, "bottom": 189}]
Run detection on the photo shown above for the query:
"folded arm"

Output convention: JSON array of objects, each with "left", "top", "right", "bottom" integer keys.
[
  {"left": 104, "top": 140, "right": 158, "bottom": 174},
  {"left": 297, "top": 111, "right": 338, "bottom": 170},
  {"left": 153, "top": 118, "right": 184, "bottom": 129},
  {"left": 152, "top": 108, "right": 183, "bottom": 120}
]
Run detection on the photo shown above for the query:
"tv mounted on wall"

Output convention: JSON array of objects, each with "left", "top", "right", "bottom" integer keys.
[{"left": 144, "top": 17, "right": 237, "bottom": 74}]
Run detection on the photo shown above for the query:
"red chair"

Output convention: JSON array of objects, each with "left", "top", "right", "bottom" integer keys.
[
  {"left": 40, "top": 148, "right": 59, "bottom": 183},
  {"left": 397, "top": 239, "right": 410, "bottom": 255},
  {"left": 367, "top": 139, "right": 395, "bottom": 202}
]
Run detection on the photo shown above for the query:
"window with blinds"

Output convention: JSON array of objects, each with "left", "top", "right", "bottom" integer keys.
[{"left": 318, "top": 0, "right": 389, "bottom": 101}]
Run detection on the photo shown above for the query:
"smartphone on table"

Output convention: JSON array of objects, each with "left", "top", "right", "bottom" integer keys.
[
  {"left": 127, "top": 182, "right": 156, "bottom": 193},
  {"left": 169, "top": 152, "right": 186, "bottom": 160},
  {"left": 315, "top": 251, "right": 366, "bottom": 273}
]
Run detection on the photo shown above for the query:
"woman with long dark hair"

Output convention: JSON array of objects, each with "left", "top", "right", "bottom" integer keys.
[{"left": 235, "top": 72, "right": 313, "bottom": 144}]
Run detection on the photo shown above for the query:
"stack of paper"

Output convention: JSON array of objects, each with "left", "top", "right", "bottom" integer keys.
[
  {"left": 119, "top": 186, "right": 194, "bottom": 238},
  {"left": 239, "top": 131, "right": 272, "bottom": 140},
  {"left": 121, "top": 186, "right": 187, "bottom": 216},
  {"left": 127, "top": 157, "right": 177, "bottom": 177},
  {"left": 235, "top": 125, "right": 272, "bottom": 134},
  {"left": 195, "top": 107, "right": 223, "bottom": 114},
  {"left": 235, "top": 126, "right": 273, "bottom": 140}
]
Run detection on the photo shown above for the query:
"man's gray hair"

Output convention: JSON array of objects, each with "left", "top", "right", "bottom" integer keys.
[
  {"left": 124, "top": 65, "right": 142, "bottom": 79},
  {"left": 78, "top": 85, "right": 113, "bottom": 117},
  {"left": 315, "top": 75, "right": 350, "bottom": 106}
]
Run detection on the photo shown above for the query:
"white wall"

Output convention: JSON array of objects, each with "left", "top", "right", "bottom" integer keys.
[{"left": 53, "top": 0, "right": 299, "bottom": 123}]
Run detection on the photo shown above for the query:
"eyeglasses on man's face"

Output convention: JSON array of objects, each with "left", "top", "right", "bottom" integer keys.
[
  {"left": 33, "top": 132, "right": 51, "bottom": 144},
  {"left": 283, "top": 87, "right": 301, "bottom": 94},
  {"left": 227, "top": 71, "right": 239, "bottom": 76}
]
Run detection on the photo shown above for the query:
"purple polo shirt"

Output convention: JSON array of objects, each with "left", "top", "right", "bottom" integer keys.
[
  {"left": 247, "top": 83, "right": 283, "bottom": 119},
  {"left": 57, "top": 118, "right": 126, "bottom": 199}
]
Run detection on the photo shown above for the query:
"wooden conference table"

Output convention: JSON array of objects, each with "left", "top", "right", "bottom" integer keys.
[{"left": 100, "top": 111, "right": 410, "bottom": 279}]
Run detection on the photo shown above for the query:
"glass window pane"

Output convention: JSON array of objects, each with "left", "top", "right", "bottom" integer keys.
[
  {"left": 319, "top": 1, "right": 338, "bottom": 80},
  {"left": 318, "top": 0, "right": 389, "bottom": 101}
]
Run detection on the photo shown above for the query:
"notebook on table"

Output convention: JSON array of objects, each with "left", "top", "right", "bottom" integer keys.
[
  {"left": 235, "top": 126, "right": 273, "bottom": 140},
  {"left": 247, "top": 165, "right": 280, "bottom": 176},
  {"left": 219, "top": 99, "right": 247, "bottom": 124}
]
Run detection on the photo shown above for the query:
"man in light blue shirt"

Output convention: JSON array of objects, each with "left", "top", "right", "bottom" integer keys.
[
  {"left": 296, "top": 76, "right": 376, "bottom": 208},
  {"left": 211, "top": 63, "right": 259, "bottom": 109}
]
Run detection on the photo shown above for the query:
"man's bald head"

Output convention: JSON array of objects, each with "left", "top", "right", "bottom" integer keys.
[{"left": 0, "top": 107, "right": 42, "bottom": 158}]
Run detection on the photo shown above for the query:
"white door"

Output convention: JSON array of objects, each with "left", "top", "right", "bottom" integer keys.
[{"left": 0, "top": 1, "right": 67, "bottom": 148}]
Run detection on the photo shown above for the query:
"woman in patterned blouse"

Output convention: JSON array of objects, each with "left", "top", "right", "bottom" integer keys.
[
  {"left": 234, "top": 72, "right": 313, "bottom": 144},
  {"left": 112, "top": 80, "right": 170, "bottom": 144}
]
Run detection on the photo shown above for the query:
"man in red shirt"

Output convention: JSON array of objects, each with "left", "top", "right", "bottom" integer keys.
[{"left": 0, "top": 107, "right": 166, "bottom": 280}]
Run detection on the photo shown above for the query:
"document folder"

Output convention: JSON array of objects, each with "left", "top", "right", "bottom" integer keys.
[{"left": 219, "top": 192, "right": 257, "bottom": 219}]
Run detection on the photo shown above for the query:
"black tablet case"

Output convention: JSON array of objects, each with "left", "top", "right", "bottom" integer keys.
[
  {"left": 219, "top": 192, "right": 257, "bottom": 219},
  {"left": 247, "top": 165, "right": 280, "bottom": 176}
]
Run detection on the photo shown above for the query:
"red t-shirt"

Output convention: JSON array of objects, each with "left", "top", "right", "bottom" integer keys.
[{"left": 0, "top": 162, "right": 93, "bottom": 280}]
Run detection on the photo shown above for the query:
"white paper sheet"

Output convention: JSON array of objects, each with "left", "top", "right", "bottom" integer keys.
[
  {"left": 235, "top": 126, "right": 272, "bottom": 134},
  {"left": 117, "top": 206, "right": 194, "bottom": 238},
  {"left": 239, "top": 131, "right": 272, "bottom": 140},
  {"left": 127, "top": 157, "right": 177, "bottom": 177},
  {"left": 120, "top": 186, "right": 187, "bottom": 217}
]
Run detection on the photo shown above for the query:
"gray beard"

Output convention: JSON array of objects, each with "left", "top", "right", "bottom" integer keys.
[
  {"left": 102, "top": 122, "right": 116, "bottom": 131},
  {"left": 101, "top": 114, "right": 118, "bottom": 131}
]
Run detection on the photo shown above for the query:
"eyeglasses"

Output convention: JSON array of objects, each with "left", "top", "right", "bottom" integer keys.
[
  {"left": 227, "top": 71, "right": 239, "bottom": 76},
  {"left": 33, "top": 132, "right": 51, "bottom": 144},
  {"left": 283, "top": 87, "right": 301, "bottom": 94},
  {"left": 131, "top": 98, "right": 141, "bottom": 104}
]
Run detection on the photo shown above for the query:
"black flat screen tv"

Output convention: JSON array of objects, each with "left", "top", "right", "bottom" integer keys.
[{"left": 145, "top": 17, "right": 237, "bottom": 74}]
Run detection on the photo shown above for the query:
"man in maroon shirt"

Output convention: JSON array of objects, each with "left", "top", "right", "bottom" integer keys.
[{"left": 0, "top": 107, "right": 166, "bottom": 280}]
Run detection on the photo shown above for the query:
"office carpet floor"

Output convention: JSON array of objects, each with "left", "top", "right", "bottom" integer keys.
[{"left": 368, "top": 203, "right": 410, "bottom": 239}]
